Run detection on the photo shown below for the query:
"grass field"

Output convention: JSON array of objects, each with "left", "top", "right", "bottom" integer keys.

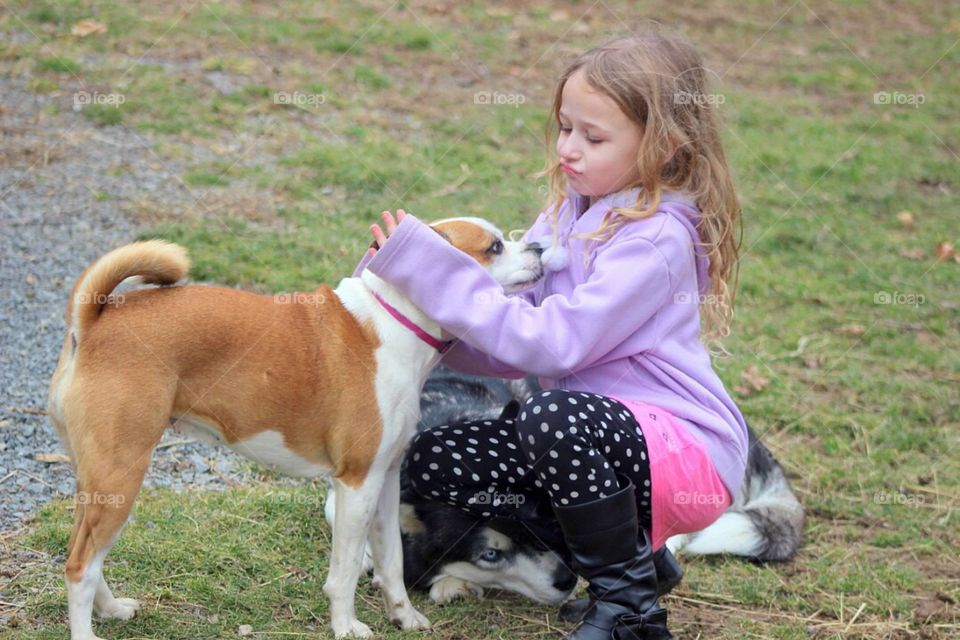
[{"left": 2, "top": 1, "right": 958, "bottom": 638}]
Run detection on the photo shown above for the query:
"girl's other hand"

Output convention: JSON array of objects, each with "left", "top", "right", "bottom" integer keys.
[{"left": 368, "top": 209, "right": 407, "bottom": 257}]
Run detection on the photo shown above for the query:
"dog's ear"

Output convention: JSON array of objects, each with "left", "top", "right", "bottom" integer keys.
[
  {"left": 430, "top": 226, "right": 452, "bottom": 244},
  {"left": 498, "top": 399, "right": 522, "bottom": 421}
]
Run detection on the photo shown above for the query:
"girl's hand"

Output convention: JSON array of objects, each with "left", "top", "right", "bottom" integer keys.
[{"left": 368, "top": 209, "right": 408, "bottom": 257}]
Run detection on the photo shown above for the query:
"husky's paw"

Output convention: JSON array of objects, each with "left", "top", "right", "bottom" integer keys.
[
  {"left": 96, "top": 597, "right": 140, "bottom": 620},
  {"left": 390, "top": 605, "right": 431, "bottom": 630},
  {"left": 429, "top": 575, "right": 484, "bottom": 604}
]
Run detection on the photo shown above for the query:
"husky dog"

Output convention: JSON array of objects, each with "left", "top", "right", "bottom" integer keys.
[{"left": 389, "top": 366, "right": 804, "bottom": 604}]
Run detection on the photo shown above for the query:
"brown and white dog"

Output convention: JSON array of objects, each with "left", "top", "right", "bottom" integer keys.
[{"left": 47, "top": 218, "right": 544, "bottom": 640}]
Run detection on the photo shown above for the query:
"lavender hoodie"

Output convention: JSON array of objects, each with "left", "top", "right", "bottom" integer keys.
[{"left": 360, "top": 188, "right": 748, "bottom": 499}]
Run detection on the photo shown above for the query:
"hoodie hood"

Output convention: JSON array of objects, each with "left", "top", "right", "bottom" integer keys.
[{"left": 564, "top": 187, "right": 711, "bottom": 297}]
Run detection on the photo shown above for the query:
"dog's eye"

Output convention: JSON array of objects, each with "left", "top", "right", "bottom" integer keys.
[
  {"left": 487, "top": 240, "right": 504, "bottom": 255},
  {"left": 479, "top": 548, "right": 503, "bottom": 563}
]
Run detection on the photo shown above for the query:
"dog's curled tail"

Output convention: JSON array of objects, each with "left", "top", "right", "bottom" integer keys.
[{"left": 68, "top": 240, "right": 189, "bottom": 343}]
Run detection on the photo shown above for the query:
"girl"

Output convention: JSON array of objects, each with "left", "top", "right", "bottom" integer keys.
[{"left": 360, "top": 32, "right": 747, "bottom": 640}]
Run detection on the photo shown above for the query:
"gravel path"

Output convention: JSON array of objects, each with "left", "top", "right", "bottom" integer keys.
[{"left": 0, "top": 74, "right": 258, "bottom": 535}]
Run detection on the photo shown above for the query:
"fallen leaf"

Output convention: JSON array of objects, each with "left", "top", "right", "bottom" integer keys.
[
  {"left": 935, "top": 242, "right": 955, "bottom": 262},
  {"left": 735, "top": 365, "right": 770, "bottom": 396},
  {"left": 898, "top": 247, "right": 926, "bottom": 260},
  {"left": 71, "top": 19, "right": 107, "bottom": 38},
  {"left": 238, "top": 624, "right": 254, "bottom": 636},
  {"left": 914, "top": 593, "right": 951, "bottom": 621},
  {"left": 837, "top": 324, "right": 866, "bottom": 336},
  {"left": 34, "top": 452, "right": 71, "bottom": 463},
  {"left": 25, "top": 273, "right": 36, "bottom": 286},
  {"left": 896, "top": 210, "right": 915, "bottom": 229}
]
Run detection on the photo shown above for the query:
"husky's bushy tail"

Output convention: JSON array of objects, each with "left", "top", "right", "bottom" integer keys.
[{"left": 665, "top": 426, "right": 804, "bottom": 562}]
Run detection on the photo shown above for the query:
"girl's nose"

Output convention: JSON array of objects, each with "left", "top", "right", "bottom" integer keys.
[{"left": 558, "top": 137, "right": 580, "bottom": 162}]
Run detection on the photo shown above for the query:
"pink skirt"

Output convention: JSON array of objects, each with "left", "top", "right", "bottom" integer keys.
[{"left": 612, "top": 397, "right": 731, "bottom": 550}]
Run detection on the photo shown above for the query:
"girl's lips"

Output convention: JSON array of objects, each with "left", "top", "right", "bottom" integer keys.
[{"left": 561, "top": 163, "right": 580, "bottom": 176}]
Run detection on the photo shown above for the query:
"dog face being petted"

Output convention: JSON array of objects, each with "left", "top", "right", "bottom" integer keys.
[
  {"left": 46, "top": 218, "right": 543, "bottom": 640},
  {"left": 399, "top": 491, "right": 579, "bottom": 605}
]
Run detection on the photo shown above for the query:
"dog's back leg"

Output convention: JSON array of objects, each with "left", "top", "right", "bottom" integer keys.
[{"left": 63, "top": 399, "right": 166, "bottom": 640}]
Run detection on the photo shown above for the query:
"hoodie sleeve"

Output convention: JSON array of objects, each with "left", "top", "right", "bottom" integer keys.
[
  {"left": 365, "top": 214, "right": 674, "bottom": 379},
  {"left": 353, "top": 228, "right": 533, "bottom": 378},
  {"left": 439, "top": 340, "right": 528, "bottom": 378},
  {"left": 352, "top": 249, "right": 375, "bottom": 278}
]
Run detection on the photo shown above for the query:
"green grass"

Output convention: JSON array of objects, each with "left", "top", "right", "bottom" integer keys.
[
  {"left": 2, "top": 0, "right": 958, "bottom": 638},
  {"left": 35, "top": 56, "right": 81, "bottom": 74}
]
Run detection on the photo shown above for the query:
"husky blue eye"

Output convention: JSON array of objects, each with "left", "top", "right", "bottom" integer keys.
[{"left": 480, "top": 548, "right": 502, "bottom": 562}]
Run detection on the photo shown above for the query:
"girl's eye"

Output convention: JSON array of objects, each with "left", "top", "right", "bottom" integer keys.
[
  {"left": 586, "top": 137, "right": 603, "bottom": 144},
  {"left": 479, "top": 548, "right": 503, "bottom": 563},
  {"left": 559, "top": 125, "right": 572, "bottom": 133}
]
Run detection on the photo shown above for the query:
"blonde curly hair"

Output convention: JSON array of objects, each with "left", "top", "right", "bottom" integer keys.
[{"left": 542, "top": 31, "right": 742, "bottom": 347}]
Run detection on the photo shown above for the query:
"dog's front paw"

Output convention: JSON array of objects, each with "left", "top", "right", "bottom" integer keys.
[
  {"left": 96, "top": 597, "right": 140, "bottom": 621},
  {"left": 429, "top": 575, "right": 484, "bottom": 604},
  {"left": 390, "top": 605, "right": 431, "bottom": 631},
  {"left": 332, "top": 618, "right": 373, "bottom": 639}
]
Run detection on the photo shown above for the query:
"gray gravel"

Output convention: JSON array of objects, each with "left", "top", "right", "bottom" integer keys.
[{"left": 0, "top": 74, "right": 260, "bottom": 535}]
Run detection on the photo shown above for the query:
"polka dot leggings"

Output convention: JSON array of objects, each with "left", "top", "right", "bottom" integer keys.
[{"left": 406, "top": 389, "right": 653, "bottom": 530}]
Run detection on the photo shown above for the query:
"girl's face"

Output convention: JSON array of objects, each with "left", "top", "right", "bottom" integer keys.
[{"left": 556, "top": 69, "right": 643, "bottom": 201}]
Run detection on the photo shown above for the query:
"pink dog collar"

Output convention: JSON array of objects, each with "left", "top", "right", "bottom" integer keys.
[{"left": 371, "top": 291, "right": 455, "bottom": 354}]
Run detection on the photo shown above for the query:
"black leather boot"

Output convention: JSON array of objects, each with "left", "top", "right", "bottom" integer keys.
[
  {"left": 553, "top": 478, "right": 671, "bottom": 640},
  {"left": 557, "top": 546, "right": 683, "bottom": 623}
]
